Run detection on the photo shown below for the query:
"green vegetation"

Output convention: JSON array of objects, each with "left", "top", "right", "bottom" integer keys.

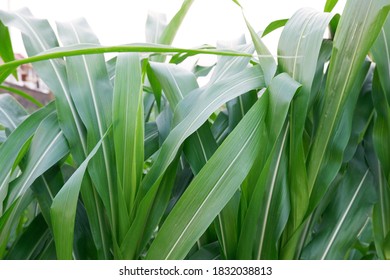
[{"left": 0, "top": 0, "right": 390, "bottom": 260}]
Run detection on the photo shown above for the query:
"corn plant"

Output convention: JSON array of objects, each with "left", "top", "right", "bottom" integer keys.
[{"left": 0, "top": 0, "right": 390, "bottom": 260}]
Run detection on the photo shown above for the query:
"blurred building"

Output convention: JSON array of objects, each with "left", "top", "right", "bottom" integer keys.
[{"left": 0, "top": 53, "right": 53, "bottom": 109}]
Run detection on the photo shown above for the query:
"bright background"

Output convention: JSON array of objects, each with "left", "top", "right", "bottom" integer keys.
[{"left": 1, "top": 0, "right": 346, "bottom": 57}]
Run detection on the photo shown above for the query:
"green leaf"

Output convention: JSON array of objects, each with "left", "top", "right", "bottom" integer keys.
[
  {"left": 139, "top": 65, "right": 264, "bottom": 202},
  {"left": 159, "top": 0, "right": 194, "bottom": 45},
  {"left": 237, "top": 74, "right": 301, "bottom": 259},
  {"left": 262, "top": 19, "right": 289, "bottom": 37},
  {"left": 146, "top": 88, "right": 269, "bottom": 260},
  {"left": 145, "top": 11, "right": 166, "bottom": 44},
  {"left": 0, "top": 86, "right": 43, "bottom": 108},
  {"left": 0, "top": 94, "right": 27, "bottom": 132},
  {"left": 127, "top": 67, "right": 264, "bottom": 258},
  {"left": 113, "top": 53, "right": 144, "bottom": 241},
  {"left": 146, "top": 73, "right": 298, "bottom": 260},
  {"left": 233, "top": 0, "right": 276, "bottom": 85},
  {"left": 56, "top": 19, "right": 118, "bottom": 237},
  {"left": 324, "top": 0, "right": 339, "bottom": 12},
  {"left": 150, "top": 61, "right": 236, "bottom": 258},
  {"left": 0, "top": 102, "right": 55, "bottom": 210},
  {"left": 5, "top": 113, "right": 68, "bottom": 208},
  {"left": 277, "top": 7, "right": 334, "bottom": 251},
  {"left": 51, "top": 128, "right": 110, "bottom": 260},
  {"left": 370, "top": 68, "right": 390, "bottom": 259},
  {"left": 0, "top": 20, "right": 16, "bottom": 78},
  {"left": 30, "top": 166, "right": 63, "bottom": 228},
  {"left": 0, "top": 43, "right": 253, "bottom": 84},
  {"left": 119, "top": 155, "right": 180, "bottom": 259},
  {"left": 5, "top": 214, "right": 51, "bottom": 259},
  {"left": 254, "top": 124, "right": 289, "bottom": 260},
  {"left": 0, "top": 10, "right": 111, "bottom": 258},
  {"left": 302, "top": 148, "right": 376, "bottom": 259},
  {"left": 307, "top": 0, "right": 390, "bottom": 210},
  {"left": 113, "top": 53, "right": 144, "bottom": 215},
  {"left": 0, "top": 192, "right": 34, "bottom": 257},
  {"left": 150, "top": 62, "right": 198, "bottom": 110},
  {"left": 0, "top": 9, "right": 88, "bottom": 165},
  {"left": 188, "top": 242, "right": 220, "bottom": 260}
]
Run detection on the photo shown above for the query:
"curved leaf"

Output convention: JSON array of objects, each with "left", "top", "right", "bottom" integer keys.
[
  {"left": 146, "top": 89, "right": 269, "bottom": 260},
  {"left": 51, "top": 131, "right": 108, "bottom": 260}
]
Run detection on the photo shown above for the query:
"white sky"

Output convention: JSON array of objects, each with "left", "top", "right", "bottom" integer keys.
[{"left": 1, "top": 0, "right": 346, "bottom": 60}]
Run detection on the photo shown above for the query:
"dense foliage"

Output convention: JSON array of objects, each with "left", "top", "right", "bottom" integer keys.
[{"left": 0, "top": 0, "right": 390, "bottom": 260}]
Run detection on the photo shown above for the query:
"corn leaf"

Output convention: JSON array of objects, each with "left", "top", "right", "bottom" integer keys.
[
  {"left": 302, "top": 148, "right": 376, "bottom": 259},
  {"left": 262, "top": 19, "right": 288, "bottom": 37},
  {"left": 324, "top": 0, "right": 339, "bottom": 13},
  {"left": 237, "top": 73, "right": 301, "bottom": 259},
  {"left": 307, "top": 0, "right": 390, "bottom": 210},
  {"left": 0, "top": 104, "right": 55, "bottom": 218},
  {"left": 159, "top": 0, "right": 194, "bottom": 45},
  {"left": 0, "top": 94, "right": 27, "bottom": 133},
  {"left": 277, "top": 8, "right": 333, "bottom": 249},
  {"left": 5, "top": 112, "right": 68, "bottom": 208},
  {"left": 371, "top": 68, "right": 390, "bottom": 259},
  {"left": 113, "top": 53, "right": 144, "bottom": 216},
  {"left": 51, "top": 132, "right": 108, "bottom": 260},
  {"left": 0, "top": 9, "right": 88, "bottom": 165},
  {"left": 5, "top": 214, "right": 51, "bottom": 259},
  {"left": 0, "top": 21, "right": 16, "bottom": 78},
  {"left": 56, "top": 19, "right": 118, "bottom": 237},
  {"left": 146, "top": 89, "right": 269, "bottom": 260},
  {"left": 147, "top": 73, "right": 298, "bottom": 260}
]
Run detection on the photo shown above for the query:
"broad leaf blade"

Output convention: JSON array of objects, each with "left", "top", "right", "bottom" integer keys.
[
  {"left": 5, "top": 112, "right": 69, "bottom": 208},
  {"left": 302, "top": 149, "right": 376, "bottom": 260},
  {"left": 237, "top": 74, "right": 301, "bottom": 259},
  {"left": 262, "top": 19, "right": 288, "bottom": 37},
  {"left": 146, "top": 90, "right": 269, "bottom": 260},
  {"left": 159, "top": 0, "right": 194, "bottom": 45},
  {"left": 277, "top": 8, "right": 333, "bottom": 252},
  {"left": 56, "top": 19, "right": 118, "bottom": 238},
  {"left": 0, "top": 20, "right": 16, "bottom": 78},
  {"left": 307, "top": 0, "right": 390, "bottom": 210},
  {"left": 113, "top": 53, "right": 144, "bottom": 212},
  {"left": 113, "top": 53, "right": 144, "bottom": 240},
  {"left": 324, "top": 0, "right": 339, "bottom": 12},
  {"left": 5, "top": 214, "right": 51, "bottom": 260},
  {"left": 0, "top": 103, "right": 55, "bottom": 211},
  {"left": 51, "top": 134, "right": 107, "bottom": 260},
  {"left": 0, "top": 94, "right": 27, "bottom": 134}
]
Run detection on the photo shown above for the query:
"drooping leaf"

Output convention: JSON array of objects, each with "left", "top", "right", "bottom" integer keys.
[
  {"left": 0, "top": 86, "right": 43, "bottom": 108},
  {"left": 277, "top": 8, "right": 334, "bottom": 254},
  {"left": 56, "top": 19, "right": 118, "bottom": 238},
  {"left": 146, "top": 73, "right": 298, "bottom": 260},
  {"left": 51, "top": 129, "right": 109, "bottom": 260},
  {"left": 0, "top": 20, "right": 16, "bottom": 78},
  {"left": 302, "top": 148, "right": 376, "bottom": 260},
  {"left": 232, "top": 0, "right": 276, "bottom": 85},
  {"left": 5, "top": 214, "right": 51, "bottom": 260},
  {"left": 324, "top": 0, "right": 339, "bottom": 12},
  {"left": 307, "top": 0, "right": 390, "bottom": 211},
  {"left": 0, "top": 43, "right": 253, "bottom": 84},
  {"left": 146, "top": 89, "right": 269, "bottom": 260},
  {"left": 237, "top": 74, "right": 301, "bottom": 259},
  {"left": 5, "top": 112, "right": 68, "bottom": 208},
  {"left": 262, "top": 19, "right": 289, "bottom": 37},
  {"left": 139, "top": 66, "right": 264, "bottom": 201},
  {"left": 0, "top": 102, "right": 55, "bottom": 210},
  {"left": 0, "top": 9, "right": 88, "bottom": 165},
  {"left": 0, "top": 94, "right": 27, "bottom": 133}
]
